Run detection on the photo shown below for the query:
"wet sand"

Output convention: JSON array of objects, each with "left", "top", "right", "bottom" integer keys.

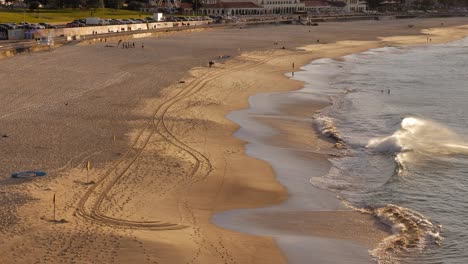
[{"left": 1, "top": 17, "right": 468, "bottom": 263}]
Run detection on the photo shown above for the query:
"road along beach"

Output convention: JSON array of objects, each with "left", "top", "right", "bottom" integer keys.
[{"left": 0, "top": 17, "right": 468, "bottom": 263}]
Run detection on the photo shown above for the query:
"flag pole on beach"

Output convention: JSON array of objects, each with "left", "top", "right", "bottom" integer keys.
[
  {"left": 53, "top": 193, "right": 56, "bottom": 222},
  {"left": 86, "top": 160, "right": 91, "bottom": 184}
]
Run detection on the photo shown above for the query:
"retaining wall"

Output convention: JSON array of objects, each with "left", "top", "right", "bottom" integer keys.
[{"left": 7, "top": 20, "right": 211, "bottom": 40}]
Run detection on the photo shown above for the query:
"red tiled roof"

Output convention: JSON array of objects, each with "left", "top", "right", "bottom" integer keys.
[
  {"left": 203, "top": 2, "right": 262, "bottom": 8},
  {"left": 303, "top": 0, "right": 346, "bottom": 7},
  {"left": 328, "top": 1, "right": 346, "bottom": 7},
  {"left": 303, "top": 0, "right": 331, "bottom": 7},
  {"left": 179, "top": 2, "right": 193, "bottom": 9}
]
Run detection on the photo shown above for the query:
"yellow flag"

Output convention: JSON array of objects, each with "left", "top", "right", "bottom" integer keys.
[{"left": 86, "top": 160, "right": 91, "bottom": 171}]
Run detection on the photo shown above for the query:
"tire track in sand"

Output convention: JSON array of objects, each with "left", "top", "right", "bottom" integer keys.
[{"left": 73, "top": 50, "right": 283, "bottom": 263}]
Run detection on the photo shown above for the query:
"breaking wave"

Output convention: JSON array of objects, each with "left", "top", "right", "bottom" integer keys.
[
  {"left": 366, "top": 117, "right": 468, "bottom": 174},
  {"left": 339, "top": 199, "right": 442, "bottom": 264},
  {"left": 314, "top": 115, "right": 345, "bottom": 149},
  {"left": 370, "top": 205, "right": 442, "bottom": 264}
]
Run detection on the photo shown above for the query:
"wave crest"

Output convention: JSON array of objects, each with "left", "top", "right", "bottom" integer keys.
[
  {"left": 367, "top": 117, "right": 468, "bottom": 173},
  {"left": 368, "top": 117, "right": 468, "bottom": 155},
  {"left": 315, "top": 115, "right": 345, "bottom": 149},
  {"left": 370, "top": 204, "right": 442, "bottom": 264},
  {"left": 339, "top": 199, "right": 442, "bottom": 264}
]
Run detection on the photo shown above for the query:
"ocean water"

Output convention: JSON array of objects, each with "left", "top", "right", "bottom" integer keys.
[{"left": 297, "top": 38, "right": 468, "bottom": 263}]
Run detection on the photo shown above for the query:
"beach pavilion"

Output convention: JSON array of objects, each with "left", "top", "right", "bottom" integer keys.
[{"left": 201, "top": 2, "right": 266, "bottom": 16}]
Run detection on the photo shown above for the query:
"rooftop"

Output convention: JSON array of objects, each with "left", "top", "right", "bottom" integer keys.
[{"left": 203, "top": 2, "right": 263, "bottom": 8}]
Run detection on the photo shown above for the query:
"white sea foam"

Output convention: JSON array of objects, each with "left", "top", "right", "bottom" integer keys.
[
  {"left": 369, "top": 204, "right": 443, "bottom": 264},
  {"left": 367, "top": 117, "right": 468, "bottom": 174},
  {"left": 338, "top": 198, "right": 443, "bottom": 264},
  {"left": 314, "top": 114, "right": 345, "bottom": 148}
]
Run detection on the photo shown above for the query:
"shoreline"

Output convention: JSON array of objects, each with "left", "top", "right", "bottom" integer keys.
[
  {"left": 0, "top": 18, "right": 468, "bottom": 263},
  {"left": 212, "top": 23, "right": 468, "bottom": 263}
]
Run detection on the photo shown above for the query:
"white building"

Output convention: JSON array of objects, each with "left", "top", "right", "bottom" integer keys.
[
  {"left": 201, "top": 2, "right": 266, "bottom": 16},
  {"left": 258, "top": 0, "right": 305, "bottom": 15},
  {"left": 303, "top": 0, "right": 345, "bottom": 14},
  {"left": 201, "top": 0, "right": 365, "bottom": 15},
  {"left": 202, "top": 0, "right": 305, "bottom": 15},
  {"left": 344, "top": 0, "right": 366, "bottom": 12}
]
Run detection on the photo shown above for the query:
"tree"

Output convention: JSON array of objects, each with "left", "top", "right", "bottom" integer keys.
[
  {"left": 127, "top": 0, "right": 144, "bottom": 10},
  {"left": 182, "top": 0, "right": 202, "bottom": 14},
  {"left": 104, "top": 0, "right": 124, "bottom": 9},
  {"left": 86, "top": 0, "right": 104, "bottom": 8},
  {"left": 29, "top": 1, "right": 40, "bottom": 10},
  {"left": 47, "top": 0, "right": 65, "bottom": 8}
]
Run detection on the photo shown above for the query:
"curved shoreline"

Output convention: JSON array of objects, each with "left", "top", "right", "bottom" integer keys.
[
  {"left": 212, "top": 23, "right": 468, "bottom": 263},
  {"left": 1, "top": 18, "right": 468, "bottom": 264}
]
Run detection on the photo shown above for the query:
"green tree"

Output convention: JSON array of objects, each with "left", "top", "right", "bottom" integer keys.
[
  {"left": 127, "top": 0, "right": 144, "bottom": 10},
  {"left": 182, "top": 0, "right": 202, "bottom": 13},
  {"left": 87, "top": 0, "right": 104, "bottom": 8},
  {"left": 47, "top": 0, "right": 65, "bottom": 8},
  {"left": 105, "top": 0, "right": 124, "bottom": 9},
  {"left": 28, "top": 1, "right": 41, "bottom": 10}
]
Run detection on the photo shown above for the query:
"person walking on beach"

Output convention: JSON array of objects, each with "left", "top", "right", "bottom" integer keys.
[{"left": 141, "top": 43, "right": 144, "bottom": 49}]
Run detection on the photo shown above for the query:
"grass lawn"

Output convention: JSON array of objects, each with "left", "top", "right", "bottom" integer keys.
[{"left": 0, "top": 8, "right": 152, "bottom": 24}]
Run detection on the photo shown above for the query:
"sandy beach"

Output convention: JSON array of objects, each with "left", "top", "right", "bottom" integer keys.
[{"left": 1, "top": 17, "right": 468, "bottom": 263}]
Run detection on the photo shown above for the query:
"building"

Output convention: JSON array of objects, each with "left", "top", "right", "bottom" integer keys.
[
  {"left": 201, "top": 0, "right": 307, "bottom": 15},
  {"left": 200, "top": 0, "right": 363, "bottom": 15},
  {"left": 201, "top": 2, "right": 265, "bottom": 16},
  {"left": 343, "top": 0, "right": 366, "bottom": 12},
  {"left": 259, "top": 0, "right": 305, "bottom": 15},
  {"left": 179, "top": 2, "right": 195, "bottom": 14},
  {"left": 302, "top": 0, "right": 345, "bottom": 14}
]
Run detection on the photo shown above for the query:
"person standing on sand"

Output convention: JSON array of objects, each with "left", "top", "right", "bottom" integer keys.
[{"left": 141, "top": 43, "right": 144, "bottom": 49}]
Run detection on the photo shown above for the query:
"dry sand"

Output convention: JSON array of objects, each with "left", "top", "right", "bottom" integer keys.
[{"left": 1, "top": 17, "right": 468, "bottom": 263}]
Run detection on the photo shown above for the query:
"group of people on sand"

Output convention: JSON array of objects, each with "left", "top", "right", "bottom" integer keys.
[
  {"left": 381, "top": 89, "right": 391, "bottom": 94},
  {"left": 117, "top": 39, "right": 144, "bottom": 49}
]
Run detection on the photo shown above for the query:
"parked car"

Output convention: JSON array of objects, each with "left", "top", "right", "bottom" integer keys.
[
  {"left": 0, "top": 23, "right": 16, "bottom": 29},
  {"left": 99, "top": 19, "right": 110, "bottom": 25},
  {"left": 109, "top": 19, "right": 122, "bottom": 25},
  {"left": 66, "top": 22, "right": 80, "bottom": 28}
]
